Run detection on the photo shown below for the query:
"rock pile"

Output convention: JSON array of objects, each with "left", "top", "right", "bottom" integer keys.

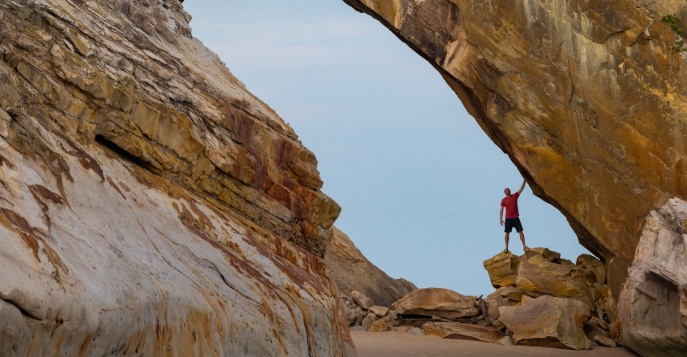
[
  {"left": 354, "top": 248, "right": 618, "bottom": 351},
  {"left": 483, "top": 248, "right": 618, "bottom": 349}
]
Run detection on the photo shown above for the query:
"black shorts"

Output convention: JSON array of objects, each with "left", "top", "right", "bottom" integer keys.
[{"left": 504, "top": 217, "right": 523, "bottom": 233}]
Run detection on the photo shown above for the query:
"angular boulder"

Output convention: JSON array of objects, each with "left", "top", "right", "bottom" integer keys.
[
  {"left": 495, "top": 286, "right": 525, "bottom": 305},
  {"left": 499, "top": 295, "right": 592, "bottom": 350},
  {"left": 423, "top": 322, "right": 508, "bottom": 345},
  {"left": 577, "top": 254, "right": 606, "bottom": 285},
  {"left": 351, "top": 291, "right": 374, "bottom": 309},
  {"left": 392, "top": 288, "right": 478, "bottom": 320},
  {"left": 483, "top": 290, "right": 510, "bottom": 322},
  {"left": 369, "top": 305, "right": 389, "bottom": 317},
  {"left": 483, "top": 251, "right": 520, "bottom": 288},
  {"left": 516, "top": 253, "right": 594, "bottom": 306},
  {"left": 523, "top": 247, "right": 561, "bottom": 262}
]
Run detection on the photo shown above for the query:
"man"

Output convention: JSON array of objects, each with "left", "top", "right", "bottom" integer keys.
[{"left": 499, "top": 180, "right": 529, "bottom": 253}]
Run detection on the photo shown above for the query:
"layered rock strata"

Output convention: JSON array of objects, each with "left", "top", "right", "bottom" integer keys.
[
  {"left": 343, "top": 0, "right": 687, "bottom": 352},
  {"left": 0, "top": 0, "right": 351, "bottom": 355}
]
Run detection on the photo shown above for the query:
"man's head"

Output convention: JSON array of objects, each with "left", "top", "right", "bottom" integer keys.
[{"left": 504, "top": 188, "right": 511, "bottom": 196}]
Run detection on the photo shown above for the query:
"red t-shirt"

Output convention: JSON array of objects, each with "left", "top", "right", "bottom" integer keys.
[{"left": 501, "top": 192, "right": 520, "bottom": 219}]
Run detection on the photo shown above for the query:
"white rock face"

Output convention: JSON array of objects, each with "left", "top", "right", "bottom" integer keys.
[
  {"left": 0, "top": 0, "right": 353, "bottom": 355},
  {"left": 0, "top": 136, "right": 352, "bottom": 356},
  {"left": 618, "top": 198, "right": 687, "bottom": 357}
]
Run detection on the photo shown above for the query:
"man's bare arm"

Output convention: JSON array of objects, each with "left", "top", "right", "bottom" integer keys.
[
  {"left": 499, "top": 206, "right": 504, "bottom": 226},
  {"left": 517, "top": 180, "right": 526, "bottom": 194}
]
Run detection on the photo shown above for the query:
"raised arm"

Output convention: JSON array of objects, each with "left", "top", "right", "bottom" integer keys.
[{"left": 517, "top": 180, "right": 526, "bottom": 194}]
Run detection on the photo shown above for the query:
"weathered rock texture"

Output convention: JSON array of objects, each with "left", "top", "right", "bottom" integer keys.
[
  {"left": 344, "top": 0, "right": 687, "bottom": 353},
  {"left": 0, "top": 0, "right": 353, "bottom": 355},
  {"left": 392, "top": 288, "right": 478, "bottom": 320},
  {"left": 500, "top": 295, "right": 592, "bottom": 350},
  {"left": 325, "top": 226, "right": 416, "bottom": 306},
  {"left": 423, "top": 322, "right": 509, "bottom": 345},
  {"left": 618, "top": 198, "right": 687, "bottom": 356}
]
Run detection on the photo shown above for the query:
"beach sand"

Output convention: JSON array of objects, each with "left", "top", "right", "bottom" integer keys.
[{"left": 352, "top": 331, "right": 637, "bottom": 357}]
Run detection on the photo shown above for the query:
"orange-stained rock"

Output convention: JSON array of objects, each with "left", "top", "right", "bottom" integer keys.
[
  {"left": 483, "top": 250, "right": 520, "bottom": 288},
  {"left": 392, "top": 288, "right": 478, "bottom": 320},
  {"left": 516, "top": 252, "right": 594, "bottom": 307},
  {"left": 423, "top": 322, "right": 509, "bottom": 345},
  {"left": 499, "top": 295, "right": 592, "bottom": 350},
  {"left": 0, "top": 0, "right": 352, "bottom": 355},
  {"left": 343, "top": 0, "right": 687, "bottom": 353}
]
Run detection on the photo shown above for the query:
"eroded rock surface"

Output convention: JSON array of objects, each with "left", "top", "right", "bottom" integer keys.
[
  {"left": 0, "top": 0, "right": 352, "bottom": 355},
  {"left": 500, "top": 295, "right": 592, "bottom": 350},
  {"left": 392, "top": 288, "right": 478, "bottom": 320},
  {"left": 618, "top": 198, "right": 687, "bottom": 356},
  {"left": 343, "top": 0, "right": 687, "bottom": 352}
]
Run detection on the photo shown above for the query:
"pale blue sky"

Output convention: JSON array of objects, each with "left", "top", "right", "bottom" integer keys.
[{"left": 184, "top": 1, "right": 590, "bottom": 296}]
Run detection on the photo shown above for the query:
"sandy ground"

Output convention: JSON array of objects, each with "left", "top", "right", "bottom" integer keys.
[{"left": 352, "top": 331, "right": 638, "bottom": 357}]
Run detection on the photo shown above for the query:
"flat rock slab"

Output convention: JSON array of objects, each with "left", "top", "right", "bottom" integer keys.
[
  {"left": 393, "top": 288, "right": 478, "bottom": 320},
  {"left": 423, "top": 322, "right": 509, "bottom": 345}
]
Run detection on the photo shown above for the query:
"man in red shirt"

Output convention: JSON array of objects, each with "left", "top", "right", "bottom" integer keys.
[{"left": 499, "top": 180, "right": 529, "bottom": 253}]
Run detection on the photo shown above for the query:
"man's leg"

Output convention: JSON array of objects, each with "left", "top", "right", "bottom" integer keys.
[
  {"left": 504, "top": 232, "right": 510, "bottom": 252},
  {"left": 519, "top": 231, "right": 528, "bottom": 250}
]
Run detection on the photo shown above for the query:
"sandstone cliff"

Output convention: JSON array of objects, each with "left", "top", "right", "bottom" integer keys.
[
  {"left": 343, "top": 0, "right": 687, "bottom": 355},
  {"left": 325, "top": 227, "right": 416, "bottom": 307},
  {"left": 0, "top": 0, "right": 352, "bottom": 355}
]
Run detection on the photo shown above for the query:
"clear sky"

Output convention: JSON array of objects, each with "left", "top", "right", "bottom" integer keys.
[{"left": 183, "top": 1, "right": 591, "bottom": 296}]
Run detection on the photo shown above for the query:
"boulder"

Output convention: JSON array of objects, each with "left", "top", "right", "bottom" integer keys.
[
  {"left": 325, "top": 228, "right": 416, "bottom": 306},
  {"left": 516, "top": 251, "right": 593, "bottom": 306},
  {"left": 370, "top": 319, "right": 390, "bottom": 332},
  {"left": 484, "top": 290, "right": 510, "bottom": 321},
  {"left": 369, "top": 305, "right": 389, "bottom": 317},
  {"left": 483, "top": 251, "right": 520, "bottom": 288},
  {"left": 361, "top": 312, "right": 378, "bottom": 330},
  {"left": 423, "top": 322, "right": 507, "bottom": 344},
  {"left": 392, "top": 288, "right": 478, "bottom": 320},
  {"left": 594, "top": 334, "right": 617, "bottom": 348},
  {"left": 499, "top": 295, "right": 592, "bottom": 350},
  {"left": 351, "top": 291, "right": 374, "bottom": 309},
  {"left": 495, "top": 286, "right": 525, "bottom": 304},
  {"left": 577, "top": 254, "right": 606, "bottom": 285},
  {"left": 523, "top": 247, "right": 560, "bottom": 262}
]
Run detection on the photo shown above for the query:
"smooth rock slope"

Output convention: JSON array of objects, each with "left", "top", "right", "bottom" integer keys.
[{"left": 0, "top": 0, "right": 352, "bottom": 355}]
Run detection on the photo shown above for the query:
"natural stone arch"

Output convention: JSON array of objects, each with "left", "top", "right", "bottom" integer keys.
[{"left": 343, "top": 0, "right": 687, "bottom": 354}]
